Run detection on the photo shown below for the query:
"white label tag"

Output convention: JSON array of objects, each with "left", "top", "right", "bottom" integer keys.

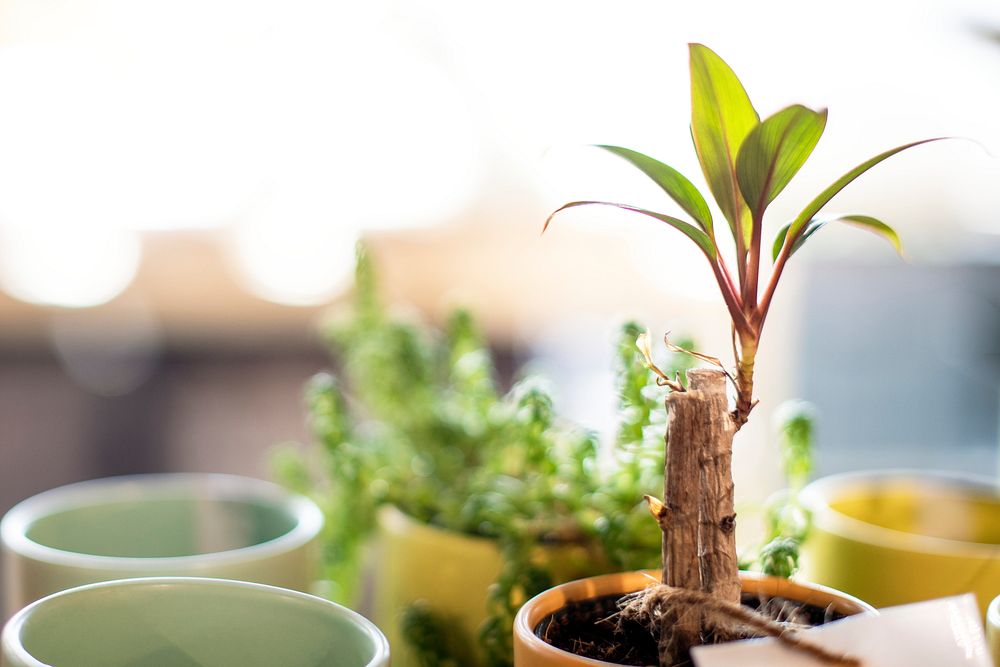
[{"left": 691, "top": 594, "right": 991, "bottom": 667}]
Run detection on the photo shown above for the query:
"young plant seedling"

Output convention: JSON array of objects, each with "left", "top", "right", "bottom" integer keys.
[{"left": 546, "top": 43, "right": 945, "bottom": 666}]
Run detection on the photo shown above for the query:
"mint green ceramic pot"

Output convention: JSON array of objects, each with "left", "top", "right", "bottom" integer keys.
[
  {"left": 0, "top": 577, "right": 389, "bottom": 667},
  {"left": 1, "top": 474, "right": 323, "bottom": 617}
]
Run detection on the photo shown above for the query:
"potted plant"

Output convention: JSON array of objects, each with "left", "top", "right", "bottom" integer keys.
[
  {"left": 276, "top": 246, "right": 709, "bottom": 667},
  {"left": 516, "top": 43, "right": 946, "bottom": 666}
]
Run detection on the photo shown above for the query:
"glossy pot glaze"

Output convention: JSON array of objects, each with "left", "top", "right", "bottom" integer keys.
[
  {"left": 1, "top": 474, "right": 323, "bottom": 617},
  {"left": 799, "top": 470, "right": 1000, "bottom": 615},
  {"left": 1, "top": 577, "right": 388, "bottom": 667},
  {"left": 374, "top": 505, "right": 605, "bottom": 667}
]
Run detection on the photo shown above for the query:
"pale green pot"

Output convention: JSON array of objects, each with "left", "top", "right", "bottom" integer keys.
[
  {"left": 1, "top": 474, "right": 323, "bottom": 618},
  {"left": 799, "top": 470, "right": 1000, "bottom": 615},
  {"left": 373, "top": 506, "right": 606, "bottom": 667},
  {"left": 0, "top": 577, "right": 389, "bottom": 667}
]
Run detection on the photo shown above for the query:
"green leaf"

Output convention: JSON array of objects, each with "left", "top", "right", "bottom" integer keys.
[
  {"left": 736, "top": 105, "right": 827, "bottom": 217},
  {"left": 544, "top": 200, "right": 717, "bottom": 258},
  {"left": 772, "top": 219, "right": 823, "bottom": 260},
  {"left": 772, "top": 214, "right": 903, "bottom": 261},
  {"left": 786, "top": 138, "right": 946, "bottom": 242},
  {"left": 595, "top": 145, "right": 714, "bottom": 235},
  {"left": 772, "top": 223, "right": 791, "bottom": 261},
  {"left": 834, "top": 215, "right": 904, "bottom": 255},
  {"left": 689, "top": 43, "right": 759, "bottom": 245}
]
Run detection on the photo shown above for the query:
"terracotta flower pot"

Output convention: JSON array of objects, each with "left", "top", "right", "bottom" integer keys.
[
  {"left": 513, "top": 570, "right": 874, "bottom": 666},
  {"left": 373, "top": 506, "right": 607, "bottom": 667},
  {"left": 799, "top": 470, "right": 1000, "bottom": 615}
]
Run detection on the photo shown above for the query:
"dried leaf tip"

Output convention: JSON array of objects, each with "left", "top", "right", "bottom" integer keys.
[
  {"left": 636, "top": 329, "right": 654, "bottom": 365},
  {"left": 644, "top": 495, "right": 666, "bottom": 521},
  {"left": 664, "top": 333, "right": 735, "bottom": 383},
  {"left": 636, "top": 330, "right": 685, "bottom": 392}
]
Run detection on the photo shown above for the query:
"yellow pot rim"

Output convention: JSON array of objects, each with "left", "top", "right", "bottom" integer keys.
[
  {"left": 800, "top": 469, "right": 1000, "bottom": 558},
  {"left": 377, "top": 505, "right": 497, "bottom": 547}
]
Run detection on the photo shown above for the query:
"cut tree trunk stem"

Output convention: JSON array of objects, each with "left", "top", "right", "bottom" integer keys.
[{"left": 660, "top": 369, "right": 740, "bottom": 663}]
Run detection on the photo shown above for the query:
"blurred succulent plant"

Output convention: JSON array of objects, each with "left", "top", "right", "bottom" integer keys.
[{"left": 275, "top": 245, "right": 695, "bottom": 667}]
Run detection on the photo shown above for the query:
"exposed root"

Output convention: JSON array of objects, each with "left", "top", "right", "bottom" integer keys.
[{"left": 615, "top": 584, "right": 861, "bottom": 666}]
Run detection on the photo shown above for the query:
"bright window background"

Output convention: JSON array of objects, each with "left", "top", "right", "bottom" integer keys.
[{"left": 0, "top": 0, "right": 998, "bottom": 530}]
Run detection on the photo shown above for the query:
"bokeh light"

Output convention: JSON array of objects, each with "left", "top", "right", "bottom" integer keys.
[
  {"left": 226, "top": 190, "right": 360, "bottom": 307},
  {"left": 0, "top": 225, "right": 141, "bottom": 308}
]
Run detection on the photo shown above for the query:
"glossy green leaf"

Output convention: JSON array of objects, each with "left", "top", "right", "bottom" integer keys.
[
  {"left": 786, "top": 138, "right": 945, "bottom": 242},
  {"left": 772, "top": 222, "right": 792, "bottom": 260},
  {"left": 596, "top": 145, "right": 714, "bottom": 235},
  {"left": 771, "top": 219, "right": 824, "bottom": 260},
  {"left": 736, "top": 105, "right": 827, "bottom": 217},
  {"left": 772, "top": 214, "right": 903, "bottom": 261},
  {"left": 835, "top": 215, "right": 904, "bottom": 255},
  {"left": 544, "top": 200, "right": 717, "bottom": 258},
  {"left": 689, "top": 43, "right": 759, "bottom": 244},
  {"left": 772, "top": 222, "right": 791, "bottom": 260}
]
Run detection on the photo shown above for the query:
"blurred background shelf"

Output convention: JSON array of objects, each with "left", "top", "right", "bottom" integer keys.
[{"left": 1, "top": 0, "right": 1000, "bottom": 603}]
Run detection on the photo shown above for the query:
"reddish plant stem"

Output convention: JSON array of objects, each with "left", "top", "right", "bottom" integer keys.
[
  {"left": 744, "top": 210, "right": 765, "bottom": 311},
  {"left": 709, "top": 259, "right": 753, "bottom": 338},
  {"left": 717, "top": 256, "right": 740, "bottom": 307},
  {"left": 756, "top": 236, "right": 793, "bottom": 332},
  {"left": 733, "top": 210, "right": 748, "bottom": 289}
]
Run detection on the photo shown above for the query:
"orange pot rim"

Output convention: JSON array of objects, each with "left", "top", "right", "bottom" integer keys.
[{"left": 514, "top": 570, "right": 874, "bottom": 666}]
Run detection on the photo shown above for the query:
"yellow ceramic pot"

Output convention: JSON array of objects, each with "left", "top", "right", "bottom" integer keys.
[
  {"left": 799, "top": 470, "right": 1000, "bottom": 615},
  {"left": 513, "top": 570, "right": 874, "bottom": 666},
  {"left": 373, "top": 506, "right": 606, "bottom": 667}
]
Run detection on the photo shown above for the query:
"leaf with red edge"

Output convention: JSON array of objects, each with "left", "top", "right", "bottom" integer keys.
[
  {"left": 596, "top": 145, "right": 714, "bottom": 236},
  {"left": 689, "top": 43, "right": 759, "bottom": 246},
  {"left": 736, "top": 105, "right": 827, "bottom": 217},
  {"left": 773, "top": 214, "right": 904, "bottom": 261},
  {"left": 544, "top": 200, "right": 717, "bottom": 258}
]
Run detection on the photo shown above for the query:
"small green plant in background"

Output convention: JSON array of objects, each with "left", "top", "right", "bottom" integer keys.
[
  {"left": 275, "top": 245, "right": 698, "bottom": 667},
  {"left": 740, "top": 400, "right": 818, "bottom": 578}
]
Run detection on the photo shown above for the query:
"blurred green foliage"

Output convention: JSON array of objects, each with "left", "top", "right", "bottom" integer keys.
[
  {"left": 274, "top": 245, "right": 697, "bottom": 667},
  {"left": 747, "top": 400, "right": 818, "bottom": 578}
]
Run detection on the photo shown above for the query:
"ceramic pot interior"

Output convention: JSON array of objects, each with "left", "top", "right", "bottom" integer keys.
[
  {"left": 827, "top": 478, "right": 1000, "bottom": 545},
  {"left": 12, "top": 581, "right": 382, "bottom": 667},
  {"left": 23, "top": 497, "right": 296, "bottom": 558},
  {"left": 10, "top": 477, "right": 307, "bottom": 560}
]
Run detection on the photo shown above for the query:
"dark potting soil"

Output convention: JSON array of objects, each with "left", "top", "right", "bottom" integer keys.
[{"left": 534, "top": 591, "right": 849, "bottom": 666}]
